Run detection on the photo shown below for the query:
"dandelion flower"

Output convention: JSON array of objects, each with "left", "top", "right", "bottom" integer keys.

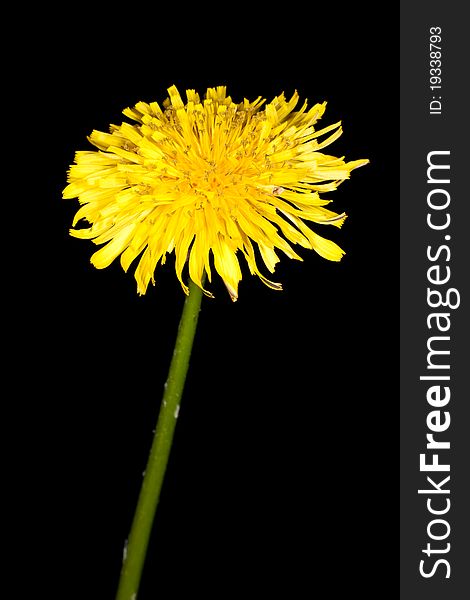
[{"left": 63, "top": 85, "right": 368, "bottom": 300}]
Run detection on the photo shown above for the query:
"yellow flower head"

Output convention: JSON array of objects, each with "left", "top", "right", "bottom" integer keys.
[{"left": 63, "top": 85, "right": 368, "bottom": 301}]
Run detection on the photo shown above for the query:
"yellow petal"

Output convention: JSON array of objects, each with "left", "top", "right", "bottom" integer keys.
[
  {"left": 63, "top": 180, "right": 90, "bottom": 198},
  {"left": 284, "top": 214, "right": 345, "bottom": 261},
  {"left": 212, "top": 236, "right": 242, "bottom": 301},
  {"left": 258, "top": 243, "right": 279, "bottom": 273},
  {"left": 90, "top": 223, "right": 136, "bottom": 269}
]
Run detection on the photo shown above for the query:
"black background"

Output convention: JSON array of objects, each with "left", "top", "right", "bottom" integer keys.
[{"left": 18, "top": 5, "right": 397, "bottom": 599}]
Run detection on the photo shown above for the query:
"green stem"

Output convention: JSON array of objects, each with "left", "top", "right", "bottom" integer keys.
[{"left": 115, "top": 279, "right": 204, "bottom": 600}]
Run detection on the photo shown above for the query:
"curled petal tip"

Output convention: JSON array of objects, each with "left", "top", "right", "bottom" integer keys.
[{"left": 224, "top": 282, "right": 238, "bottom": 302}]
